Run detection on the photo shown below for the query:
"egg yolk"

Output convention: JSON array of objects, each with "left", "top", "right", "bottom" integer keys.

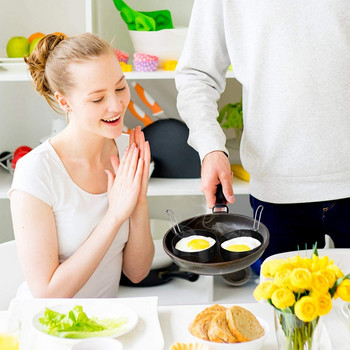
[
  {"left": 226, "top": 244, "right": 251, "bottom": 252},
  {"left": 187, "top": 239, "right": 210, "bottom": 250}
]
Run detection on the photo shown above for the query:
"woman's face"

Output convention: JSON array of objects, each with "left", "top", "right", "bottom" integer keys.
[{"left": 64, "top": 52, "right": 130, "bottom": 139}]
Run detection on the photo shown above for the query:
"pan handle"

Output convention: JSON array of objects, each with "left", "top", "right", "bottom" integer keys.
[
  {"left": 158, "top": 270, "right": 199, "bottom": 283},
  {"left": 212, "top": 184, "right": 229, "bottom": 213}
]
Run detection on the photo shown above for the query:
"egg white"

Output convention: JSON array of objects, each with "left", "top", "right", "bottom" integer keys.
[
  {"left": 221, "top": 236, "right": 261, "bottom": 252},
  {"left": 175, "top": 235, "right": 216, "bottom": 252}
]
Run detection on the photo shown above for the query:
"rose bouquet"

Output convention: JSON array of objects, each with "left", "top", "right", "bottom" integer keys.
[{"left": 253, "top": 246, "right": 350, "bottom": 349}]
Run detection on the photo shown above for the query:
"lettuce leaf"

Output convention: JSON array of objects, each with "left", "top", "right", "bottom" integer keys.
[{"left": 38, "top": 305, "right": 128, "bottom": 338}]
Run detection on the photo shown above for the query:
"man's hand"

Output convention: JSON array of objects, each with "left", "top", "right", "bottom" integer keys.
[{"left": 201, "top": 151, "right": 234, "bottom": 208}]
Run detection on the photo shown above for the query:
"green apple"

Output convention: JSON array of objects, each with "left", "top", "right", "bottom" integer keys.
[
  {"left": 29, "top": 37, "right": 42, "bottom": 54},
  {"left": 6, "top": 36, "right": 30, "bottom": 58}
]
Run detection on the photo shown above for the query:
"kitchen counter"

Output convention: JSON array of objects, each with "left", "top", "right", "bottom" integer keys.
[{"left": 118, "top": 271, "right": 259, "bottom": 306}]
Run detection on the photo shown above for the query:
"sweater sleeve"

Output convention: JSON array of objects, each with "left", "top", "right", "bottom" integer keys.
[{"left": 175, "top": 0, "right": 231, "bottom": 162}]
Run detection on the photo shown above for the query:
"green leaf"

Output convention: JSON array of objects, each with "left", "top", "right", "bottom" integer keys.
[
  {"left": 218, "top": 100, "right": 243, "bottom": 129},
  {"left": 38, "top": 305, "right": 127, "bottom": 338},
  {"left": 312, "top": 242, "right": 318, "bottom": 256},
  {"left": 329, "top": 274, "right": 350, "bottom": 297}
]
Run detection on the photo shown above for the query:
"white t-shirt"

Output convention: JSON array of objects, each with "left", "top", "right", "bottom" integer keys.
[{"left": 8, "top": 134, "right": 130, "bottom": 300}]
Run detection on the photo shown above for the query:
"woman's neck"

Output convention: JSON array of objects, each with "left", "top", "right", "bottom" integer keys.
[{"left": 50, "top": 121, "right": 117, "bottom": 166}]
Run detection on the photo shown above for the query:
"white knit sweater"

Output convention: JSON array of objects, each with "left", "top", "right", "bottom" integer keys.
[{"left": 176, "top": 0, "right": 350, "bottom": 203}]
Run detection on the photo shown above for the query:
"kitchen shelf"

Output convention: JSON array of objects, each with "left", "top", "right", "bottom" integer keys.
[
  {"left": 0, "top": 68, "right": 235, "bottom": 82},
  {"left": 0, "top": 170, "right": 248, "bottom": 199}
]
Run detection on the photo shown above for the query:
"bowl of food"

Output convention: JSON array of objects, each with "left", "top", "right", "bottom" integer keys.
[
  {"left": 32, "top": 302, "right": 137, "bottom": 349},
  {"left": 188, "top": 305, "right": 269, "bottom": 350}
]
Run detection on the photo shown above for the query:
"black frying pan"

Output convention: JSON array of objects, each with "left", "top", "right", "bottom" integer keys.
[
  {"left": 129, "top": 83, "right": 201, "bottom": 178},
  {"left": 120, "top": 263, "right": 199, "bottom": 287},
  {"left": 163, "top": 185, "right": 270, "bottom": 275}
]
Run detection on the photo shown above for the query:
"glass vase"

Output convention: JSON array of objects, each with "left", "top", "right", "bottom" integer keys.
[{"left": 274, "top": 309, "right": 321, "bottom": 350}]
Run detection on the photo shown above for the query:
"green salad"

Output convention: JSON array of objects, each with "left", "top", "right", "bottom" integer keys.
[{"left": 38, "top": 305, "right": 128, "bottom": 339}]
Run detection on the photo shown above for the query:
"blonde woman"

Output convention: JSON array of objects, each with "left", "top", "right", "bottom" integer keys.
[{"left": 8, "top": 33, "right": 154, "bottom": 300}]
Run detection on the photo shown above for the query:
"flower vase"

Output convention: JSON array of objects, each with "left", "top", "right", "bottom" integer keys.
[{"left": 274, "top": 309, "right": 321, "bottom": 350}]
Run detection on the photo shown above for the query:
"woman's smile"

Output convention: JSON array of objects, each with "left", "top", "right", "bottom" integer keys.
[{"left": 101, "top": 114, "right": 122, "bottom": 126}]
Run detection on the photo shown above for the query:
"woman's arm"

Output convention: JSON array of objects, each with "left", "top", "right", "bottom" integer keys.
[
  {"left": 122, "top": 127, "right": 154, "bottom": 282},
  {"left": 11, "top": 143, "right": 144, "bottom": 298}
]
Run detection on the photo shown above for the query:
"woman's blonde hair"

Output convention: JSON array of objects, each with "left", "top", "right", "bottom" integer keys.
[{"left": 25, "top": 32, "right": 114, "bottom": 113}]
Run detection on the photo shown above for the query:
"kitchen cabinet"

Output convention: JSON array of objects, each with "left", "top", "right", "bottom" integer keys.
[{"left": 0, "top": 0, "right": 249, "bottom": 257}]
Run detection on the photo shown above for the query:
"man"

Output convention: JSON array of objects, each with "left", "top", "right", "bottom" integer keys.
[{"left": 175, "top": 0, "right": 350, "bottom": 259}]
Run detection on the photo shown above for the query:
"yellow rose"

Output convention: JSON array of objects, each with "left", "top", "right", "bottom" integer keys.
[
  {"left": 290, "top": 268, "right": 312, "bottom": 290},
  {"left": 294, "top": 296, "right": 318, "bottom": 322},
  {"left": 286, "top": 255, "right": 303, "bottom": 268},
  {"left": 253, "top": 280, "right": 277, "bottom": 301},
  {"left": 271, "top": 287, "right": 295, "bottom": 310},
  {"left": 321, "top": 270, "right": 337, "bottom": 289},
  {"left": 319, "top": 256, "right": 330, "bottom": 269},
  {"left": 261, "top": 259, "right": 290, "bottom": 278},
  {"left": 274, "top": 269, "right": 292, "bottom": 287},
  {"left": 310, "top": 292, "right": 332, "bottom": 316},
  {"left": 311, "top": 272, "right": 329, "bottom": 294},
  {"left": 301, "top": 257, "right": 313, "bottom": 271},
  {"left": 326, "top": 264, "right": 344, "bottom": 280},
  {"left": 334, "top": 279, "right": 350, "bottom": 302}
]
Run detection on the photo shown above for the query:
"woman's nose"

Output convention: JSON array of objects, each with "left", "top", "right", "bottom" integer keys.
[{"left": 107, "top": 94, "right": 123, "bottom": 113}]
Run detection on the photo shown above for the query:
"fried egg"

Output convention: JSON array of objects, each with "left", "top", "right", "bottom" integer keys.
[
  {"left": 221, "top": 236, "right": 261, "bottom": 252},
  {"left": 175, "top": 235, "right": 216, "bottom": 252}
]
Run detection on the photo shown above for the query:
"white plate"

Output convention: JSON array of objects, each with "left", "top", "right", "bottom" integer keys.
[{"left": 32, "top": 302, "right": 138, "bottom": 347}]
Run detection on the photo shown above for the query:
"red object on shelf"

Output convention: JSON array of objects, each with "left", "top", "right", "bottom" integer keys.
[{"left": 11, "top": 145, "right": 32, "bottom": 170}]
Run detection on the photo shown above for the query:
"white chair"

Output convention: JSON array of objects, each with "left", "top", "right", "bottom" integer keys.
[{"left": 0, "top": 240, "right": 24, "bottom": 310}]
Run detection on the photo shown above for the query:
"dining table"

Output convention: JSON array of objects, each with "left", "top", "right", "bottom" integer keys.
[{"left": 3, "top": 248, "right": 350, "bottom": 350}]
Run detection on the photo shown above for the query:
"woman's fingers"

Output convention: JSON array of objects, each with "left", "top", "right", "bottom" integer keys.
[
  {"left": 129, "top": 128, "right": 135, "bottom": 146},
  {"left": 110, "top": 154, "right": 120, "bottom": 174},
  {"left": 104, "top": 169, "right": 114, "bottom": 192},
  {"left": 127, "top": 144, "right": 140, "bottom": 179}
]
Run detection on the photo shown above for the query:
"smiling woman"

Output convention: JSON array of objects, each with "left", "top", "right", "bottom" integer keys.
[{"left": 8, "top": 32, "right": 154, "bottom": 302}]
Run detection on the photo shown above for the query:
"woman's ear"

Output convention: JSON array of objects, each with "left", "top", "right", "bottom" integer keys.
[{"left": 54, "top": 91, "right": 71, "bottom": 113}]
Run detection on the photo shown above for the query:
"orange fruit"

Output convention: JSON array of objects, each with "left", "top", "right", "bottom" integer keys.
[
  {"left": 52, "top": 32, "right": 67, "bottom": 39},
  {"left": 28, "top": 32, "right": 45, "bottom": 43}
]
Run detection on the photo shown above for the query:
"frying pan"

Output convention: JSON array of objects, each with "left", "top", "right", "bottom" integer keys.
[
  {"left": 119, "top": 263, "right": 199, "bottom": 287},
  {"left": 163, "top": 185, "right": 270, "bottom": 275},
  {"left": 128, "top": 83, "right": 201, "bottom": 178}
]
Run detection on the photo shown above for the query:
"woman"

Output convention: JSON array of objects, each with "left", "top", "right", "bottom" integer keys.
[{"left": 8, "top": 32, "right": 154, "bottom": 299}]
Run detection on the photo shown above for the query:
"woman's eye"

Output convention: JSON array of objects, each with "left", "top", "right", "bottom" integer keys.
[
  {"left": 93, "top": 97, "right": 103, "bottom": 103},
  {"left": 116, "top": 87, "right": 126, "bottom": 92}
]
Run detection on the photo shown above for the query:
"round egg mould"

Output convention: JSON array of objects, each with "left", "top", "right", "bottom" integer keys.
[{"left": 172, "top": 229, "right": 263, "bottom": 264}]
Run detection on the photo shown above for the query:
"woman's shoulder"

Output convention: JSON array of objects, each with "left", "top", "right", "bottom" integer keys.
[{"left": 14, "top": 140, "right": 61, "bottom": 177}]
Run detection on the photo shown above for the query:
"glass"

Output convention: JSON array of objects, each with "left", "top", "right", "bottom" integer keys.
[
  {"left": 0, "top": 315, "right": 20, "bottom": 350},
  {"left": 274, "top": 309, "right": 321, "bottom": 350}
]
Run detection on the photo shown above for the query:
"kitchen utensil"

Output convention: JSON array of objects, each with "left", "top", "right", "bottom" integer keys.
[
  {"left": 138, "top": 10, "right": 173, "bottom": 30},
  {"left": 128, "top": 91, "right": 201, "bottom": 178},
  {"left": 127, "top": 100, "right": 154, "bottom": 126},
  {"left": 132, "top": 81, "right": 165, "bottom": 117},
  {"left": 163, "top": 185, "right": 269, "bottom": 275},
  {"left": 120, "top": 263, "right": 199, "bottom": 287},
  {"left": 112, "top": 0, "right": 156, "bottom": 31},
  {"left": 166, "top": 209, "right": 183, "bottom": 237}
]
